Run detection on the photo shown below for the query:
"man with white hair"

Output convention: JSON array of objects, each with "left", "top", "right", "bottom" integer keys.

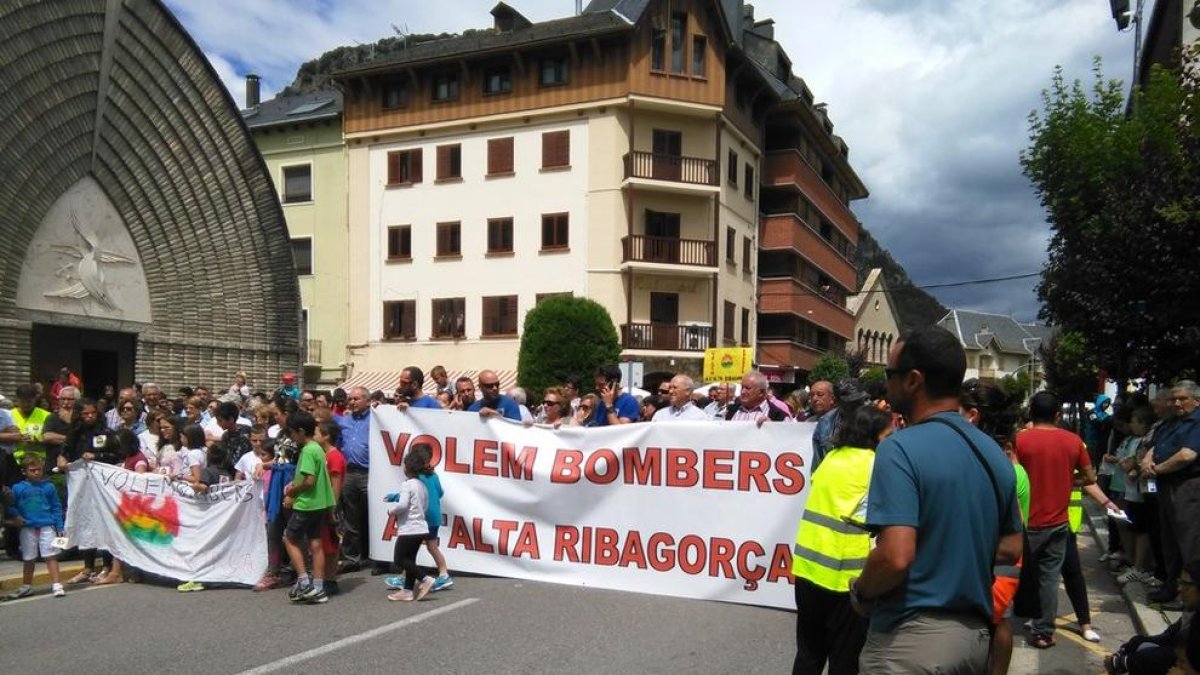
[
  {"left": 653, "top": 374, "right": 709, "bottom": 422},
  {"left": 725, "top": 371, "right": 789, "bottom": 424},
  {"left": 1141, "top": 379, "right": 1200, "bottom": 604},
  {"left": 507, "top": 387, "right": 534, "bottom": 423}
]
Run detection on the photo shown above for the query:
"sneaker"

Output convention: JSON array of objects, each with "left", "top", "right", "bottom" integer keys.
[
  {"left": 254, "top": 574, "right": 281, "bottom": 592},
  {"left": 1145, "top": 576, "right": 1164, "bottom": 588},
  {"left": 431, "top": 574, "right": 454, "bottom": 591},
  {"left": 387, "top": 589, "right": 414, "bottom": 602},
  {"left": 52, "top": 583, "right": 65, "bottom": 598},
  {"left": 289, "top": 583, "right": 311, "bottom": 603},
  {"left": 325, "top": 580, "right": 340, "bottom": 596},
  {"left": 301, "top": 586, "right": 328, "bottom": 604},
  {"left": 415, "top": 576, "right": 434, "bottom": 601},
  {"left": 4, "top": 585, "right": 32, "bottom": 600},
  {"left": 384, "top": 574, "right": 407, "bottom": 590},
  {"left": 176, "top": 581, "right": 205, "bottom": 592},
  {"left": 1083, "top": 628, "right": 1101, "bottom": 642},
  {"left": 1098, "top": 552, "right": 1115, "bottom": 562}
]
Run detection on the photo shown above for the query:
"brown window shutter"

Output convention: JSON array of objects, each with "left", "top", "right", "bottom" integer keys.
[
  {"left": 542, "top": 131, "right": 569, "bottom": 168},
  {"left": 437, "top": 145, "right": 450, "bottom": 180},
  {"left": 387, "top": 152, "right": 400, "bottom": 185},
  {"left": 504, "top": 295, "right": 518, "bottom": 333},
  {"left": 412, "top": 149, "right": 423, "bottom": 183},
  {"left": 488, "top": 137, "right": 514, "bottom": 175},
  {"left": 402, "top": 301, "right": 415, "bottom": 338}
]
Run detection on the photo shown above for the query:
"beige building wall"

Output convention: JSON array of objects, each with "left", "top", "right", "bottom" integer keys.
[{"left": 256, "top": 124, "right": 349, "bottom": 385}]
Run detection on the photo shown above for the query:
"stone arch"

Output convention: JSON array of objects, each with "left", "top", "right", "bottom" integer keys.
[{"left": 0, "top": 0, "right": 300, "bottom": 392}]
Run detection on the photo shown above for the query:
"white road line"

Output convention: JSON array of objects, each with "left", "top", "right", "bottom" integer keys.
[{"left": 233, "top": 597, "right": 480, "bottom": 675}]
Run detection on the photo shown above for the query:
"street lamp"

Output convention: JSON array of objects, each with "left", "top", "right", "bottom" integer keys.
[
  {"left": 1020, "top": 336, "right": 1043, "bottom": 400},
  {"left": 1110, "top": 0, "right": 1147, "bottom": 89}
]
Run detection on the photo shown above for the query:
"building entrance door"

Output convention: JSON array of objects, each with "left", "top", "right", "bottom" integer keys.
[{"left": 30, "top": 325, "right": 136, "bottom": 399}]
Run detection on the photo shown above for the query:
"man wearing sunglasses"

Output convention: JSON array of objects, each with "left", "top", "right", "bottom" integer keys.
[
  {"left": 851, "top": 326, "right": 1022, "bottom": 674},
  {"left": 468, "top": 370, "right": 521, "bottom": 421}
]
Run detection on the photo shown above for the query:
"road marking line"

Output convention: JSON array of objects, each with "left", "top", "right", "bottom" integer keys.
[
  {"left": 234, "top": 598, "right": 480, "bottom": 675},
  {"left": 1052, "top": 626, "right": 1109, "bottom": 656}
]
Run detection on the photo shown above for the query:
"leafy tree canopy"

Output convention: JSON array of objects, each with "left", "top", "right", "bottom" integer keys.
[
  {"left": 517, "top": 296, "right": 620, "bottom": 398},
  {"left": 1022, "top": 55, "right": 1200, "bottom": 383},
  {"left": 807, "top": 352, "right": 850, "bottom": 386}
]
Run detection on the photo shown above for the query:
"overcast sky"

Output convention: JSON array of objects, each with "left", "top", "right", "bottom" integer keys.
[{"left": 167, "top": 0, "right": 1138, "bottom": 321}]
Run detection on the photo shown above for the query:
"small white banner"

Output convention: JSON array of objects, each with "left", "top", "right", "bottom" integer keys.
[
  {"left": 369, "top": 407, "right": 813, "bottom": 609},
  {"left": 64, "top": 462, "right": 267, "bottom": 585}
]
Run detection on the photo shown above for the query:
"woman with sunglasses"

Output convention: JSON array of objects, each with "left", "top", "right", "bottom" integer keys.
[
  {"left": 114, "top": 399, "right": 146, "bottom": 435},
  {"left": 569, "top": 394, "right": 600, "bottom": 427}
]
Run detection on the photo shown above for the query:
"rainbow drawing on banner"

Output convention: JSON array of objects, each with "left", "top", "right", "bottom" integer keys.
[{"left": 115, "top": 492, "right": 180, "bottom": 546}]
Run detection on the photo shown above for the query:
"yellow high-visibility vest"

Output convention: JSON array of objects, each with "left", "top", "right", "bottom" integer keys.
[
  {"left": 11, "top": 407, "right": 50, "bottom": 463},
  {"left": 791, "top": 446, "right": 874, "bottom": 592},
  {"left": 1068, "top": 487, "right": 1084, "bottom": 533}
]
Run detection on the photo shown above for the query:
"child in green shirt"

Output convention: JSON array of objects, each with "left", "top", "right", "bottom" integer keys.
[{"left": 281, "top": 411, "right": 335, "bottom": 605}]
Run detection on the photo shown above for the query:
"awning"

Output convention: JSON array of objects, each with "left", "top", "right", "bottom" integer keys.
[{"left": 339, "top": 369, "right": 519, "bottom": 396}]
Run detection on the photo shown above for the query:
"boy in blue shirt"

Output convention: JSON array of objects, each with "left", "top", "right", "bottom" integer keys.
[{"left": 5, "top": 455, "right": 65, "bottom": 599}]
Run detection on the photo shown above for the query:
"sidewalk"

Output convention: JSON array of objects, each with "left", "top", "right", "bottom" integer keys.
[
  {"left": 1082, "top": 501, "right": 1183, "bottom": 638},
  {"left": 0, "top": 551, "right": 84, "bottom": 593}
]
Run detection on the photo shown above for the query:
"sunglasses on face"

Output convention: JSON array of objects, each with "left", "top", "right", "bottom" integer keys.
[
  {"left": 480, "top": 382, "right": 499, "bottom": 389},
  {"left": 121, "top": 406, "right": 135, "bottom": 412}
]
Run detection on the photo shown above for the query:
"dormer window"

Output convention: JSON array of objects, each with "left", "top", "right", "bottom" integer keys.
[
  {"left": 432, "top": 73, "right": 459, "bottom": 102},
  {"left": 539, "top": 57, "right": 568, "bottom": 86},
  {"left": 483, "top": 67, "right": 512, "bottom": 95}
]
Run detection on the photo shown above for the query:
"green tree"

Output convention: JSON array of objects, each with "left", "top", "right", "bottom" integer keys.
[
  {"left": 1039, "top": 331, "right": 1099, "bottom": 408},
  {"left": 1022, "top": 56, "right": 1200, "bottom": 383},
  {"left": 807, "top": 352, "right": 850, "bottom": 385},
  {"left": 517, "top": 296, "right": 620, "bottom": 398},
  {"left": 997, "top": 371, "right": 1032, "bottom": 402}
]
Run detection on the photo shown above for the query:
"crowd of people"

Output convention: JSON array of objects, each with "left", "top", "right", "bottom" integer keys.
[
  {"left": 785, "top": 326, "right": 1200, "bottom": 675},
  {"left": 1, "top": 326, "right": 1199, "bottom": 674}
]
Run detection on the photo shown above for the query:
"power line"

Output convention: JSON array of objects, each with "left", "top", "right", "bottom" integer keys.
[{"left": 757, "top": 271, "right": 1041, "bottom": 298}]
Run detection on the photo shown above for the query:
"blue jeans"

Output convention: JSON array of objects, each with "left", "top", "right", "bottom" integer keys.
[{"left": 1026, "top": 524, "right": 1070, "bottom": 636}]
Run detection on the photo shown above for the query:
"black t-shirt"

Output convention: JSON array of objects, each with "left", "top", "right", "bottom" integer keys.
[{"left": 42, "top": 414, "right": 70, "bottom": 466}]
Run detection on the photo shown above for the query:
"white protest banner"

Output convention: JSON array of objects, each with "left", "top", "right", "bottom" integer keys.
[
  {"left": 64, "top": 462, "right": 267, "bottom": 585},
  {"left": 369, "top": 407, "right": 811, "bottom": 610}
]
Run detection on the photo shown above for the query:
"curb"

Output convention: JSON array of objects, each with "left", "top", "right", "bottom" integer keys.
[
  {"left": 1081, "top": 505, "right": 1172, "bottom": 636},
  {"left": 0, "top": 563, "right": 85, "bottom": 592}
]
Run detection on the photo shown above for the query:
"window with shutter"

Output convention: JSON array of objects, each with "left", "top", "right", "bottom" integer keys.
[
  {"left": 541, "top": 130, "right": 569, "bottom": 169},
  {"left": 387, "top": 149, "right": 422, "bottom": 185},
  {"left": 387, "top": 225, "right": 411, "bottom": 261},
  {"left": 487, "top": 138, "right": 514, "bottom": 176},
  {"left": 742, "top": 236, "right": 752, "bottom": 273},
  {"left": 741, "top": 308, "right": 750, "bottom": 345},
  {"left": 432, "top": 298, "right": 466, "bottom": 338},
  {"left": 487, "top": 218, "right": 514, "bottom": 254},
  {"left": 383, "top": 301, "right": 416, "bottom": 340},
  {"left": 290, "top": 238, "right": 313, "bottom": 275},
  {"left": 482, "top": 295, "right": 519, "bottom": 336},
  {"left": 724, "top": 301, "right": 735, "bottom": 342},
  {"left": 436, "top": 222, "right": 461, "bottom": 257},
  {"left": 281, "top": 165, "right": 312, "bottom": 203},
  {"left": 437, "top": 144, "right": 462, "bottom": 181},
  {"left": 541, "top": 213, "right": 569, "bottom": 250},
  {"left": 726, "top": 227, "right": 736, "bottom": 264}
]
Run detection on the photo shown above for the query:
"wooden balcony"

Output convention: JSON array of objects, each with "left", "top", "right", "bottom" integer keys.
[
  {"left": 624, "top": 150, "right": 718, "bottom": 187},
  {"left": 622, "top": 323, "right": 711, "bottom": 352},
  {"left": 622, "top": 235, "right": 716, "bottom": 267},
  {"left": 758, "top": 278, "right": 855, "bottom": 340},
  {"left": 759, "top": 212, "right": 858, "bottom": 291}
]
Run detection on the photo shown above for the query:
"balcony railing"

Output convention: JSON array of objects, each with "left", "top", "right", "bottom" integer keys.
[
  {"left": 623, "top": 151, "right": 718, "bottom": 186},
  {"left": 622, "top": 235, "right": 716, "bottom": 266},
  {"left": 621, "top": 323, "right": 711, "bottom": 352},
  {"left": 304, "top": 339, "right": 322, "bottom": 365}
]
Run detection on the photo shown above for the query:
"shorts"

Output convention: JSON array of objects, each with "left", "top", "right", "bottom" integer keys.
[
  {"left": 284, "top": 509, "right": 325, "bottom": 542},
  {"left": 20, "top": 526, "right": 58, "bottom": 561},
  {"left": 991, "top": 574, "right": 1020, "bottom": 625},
  {"left": 321, "top": 521, "right": 339, "bottom": 556},
  {"left": 425, "top": 525, "right": 439, "bottom": 543}
]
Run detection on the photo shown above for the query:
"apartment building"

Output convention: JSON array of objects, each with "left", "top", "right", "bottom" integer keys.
[
  {"left": 332, "top": 0, "right": 761, "bottom": 384},
  {"left": 322, "top": 0, "right": 868, "bottom": 391},
  {"left": 244, "top": 85, "right": 349, "bottom": 385}
]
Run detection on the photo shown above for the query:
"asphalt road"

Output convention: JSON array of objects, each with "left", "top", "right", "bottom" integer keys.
[
  {"left": 0, "top": 517, "right": 1135, "bottom": 675},
  {"left": 0, "top": 573, "right": 793, "bottom": 674}
]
